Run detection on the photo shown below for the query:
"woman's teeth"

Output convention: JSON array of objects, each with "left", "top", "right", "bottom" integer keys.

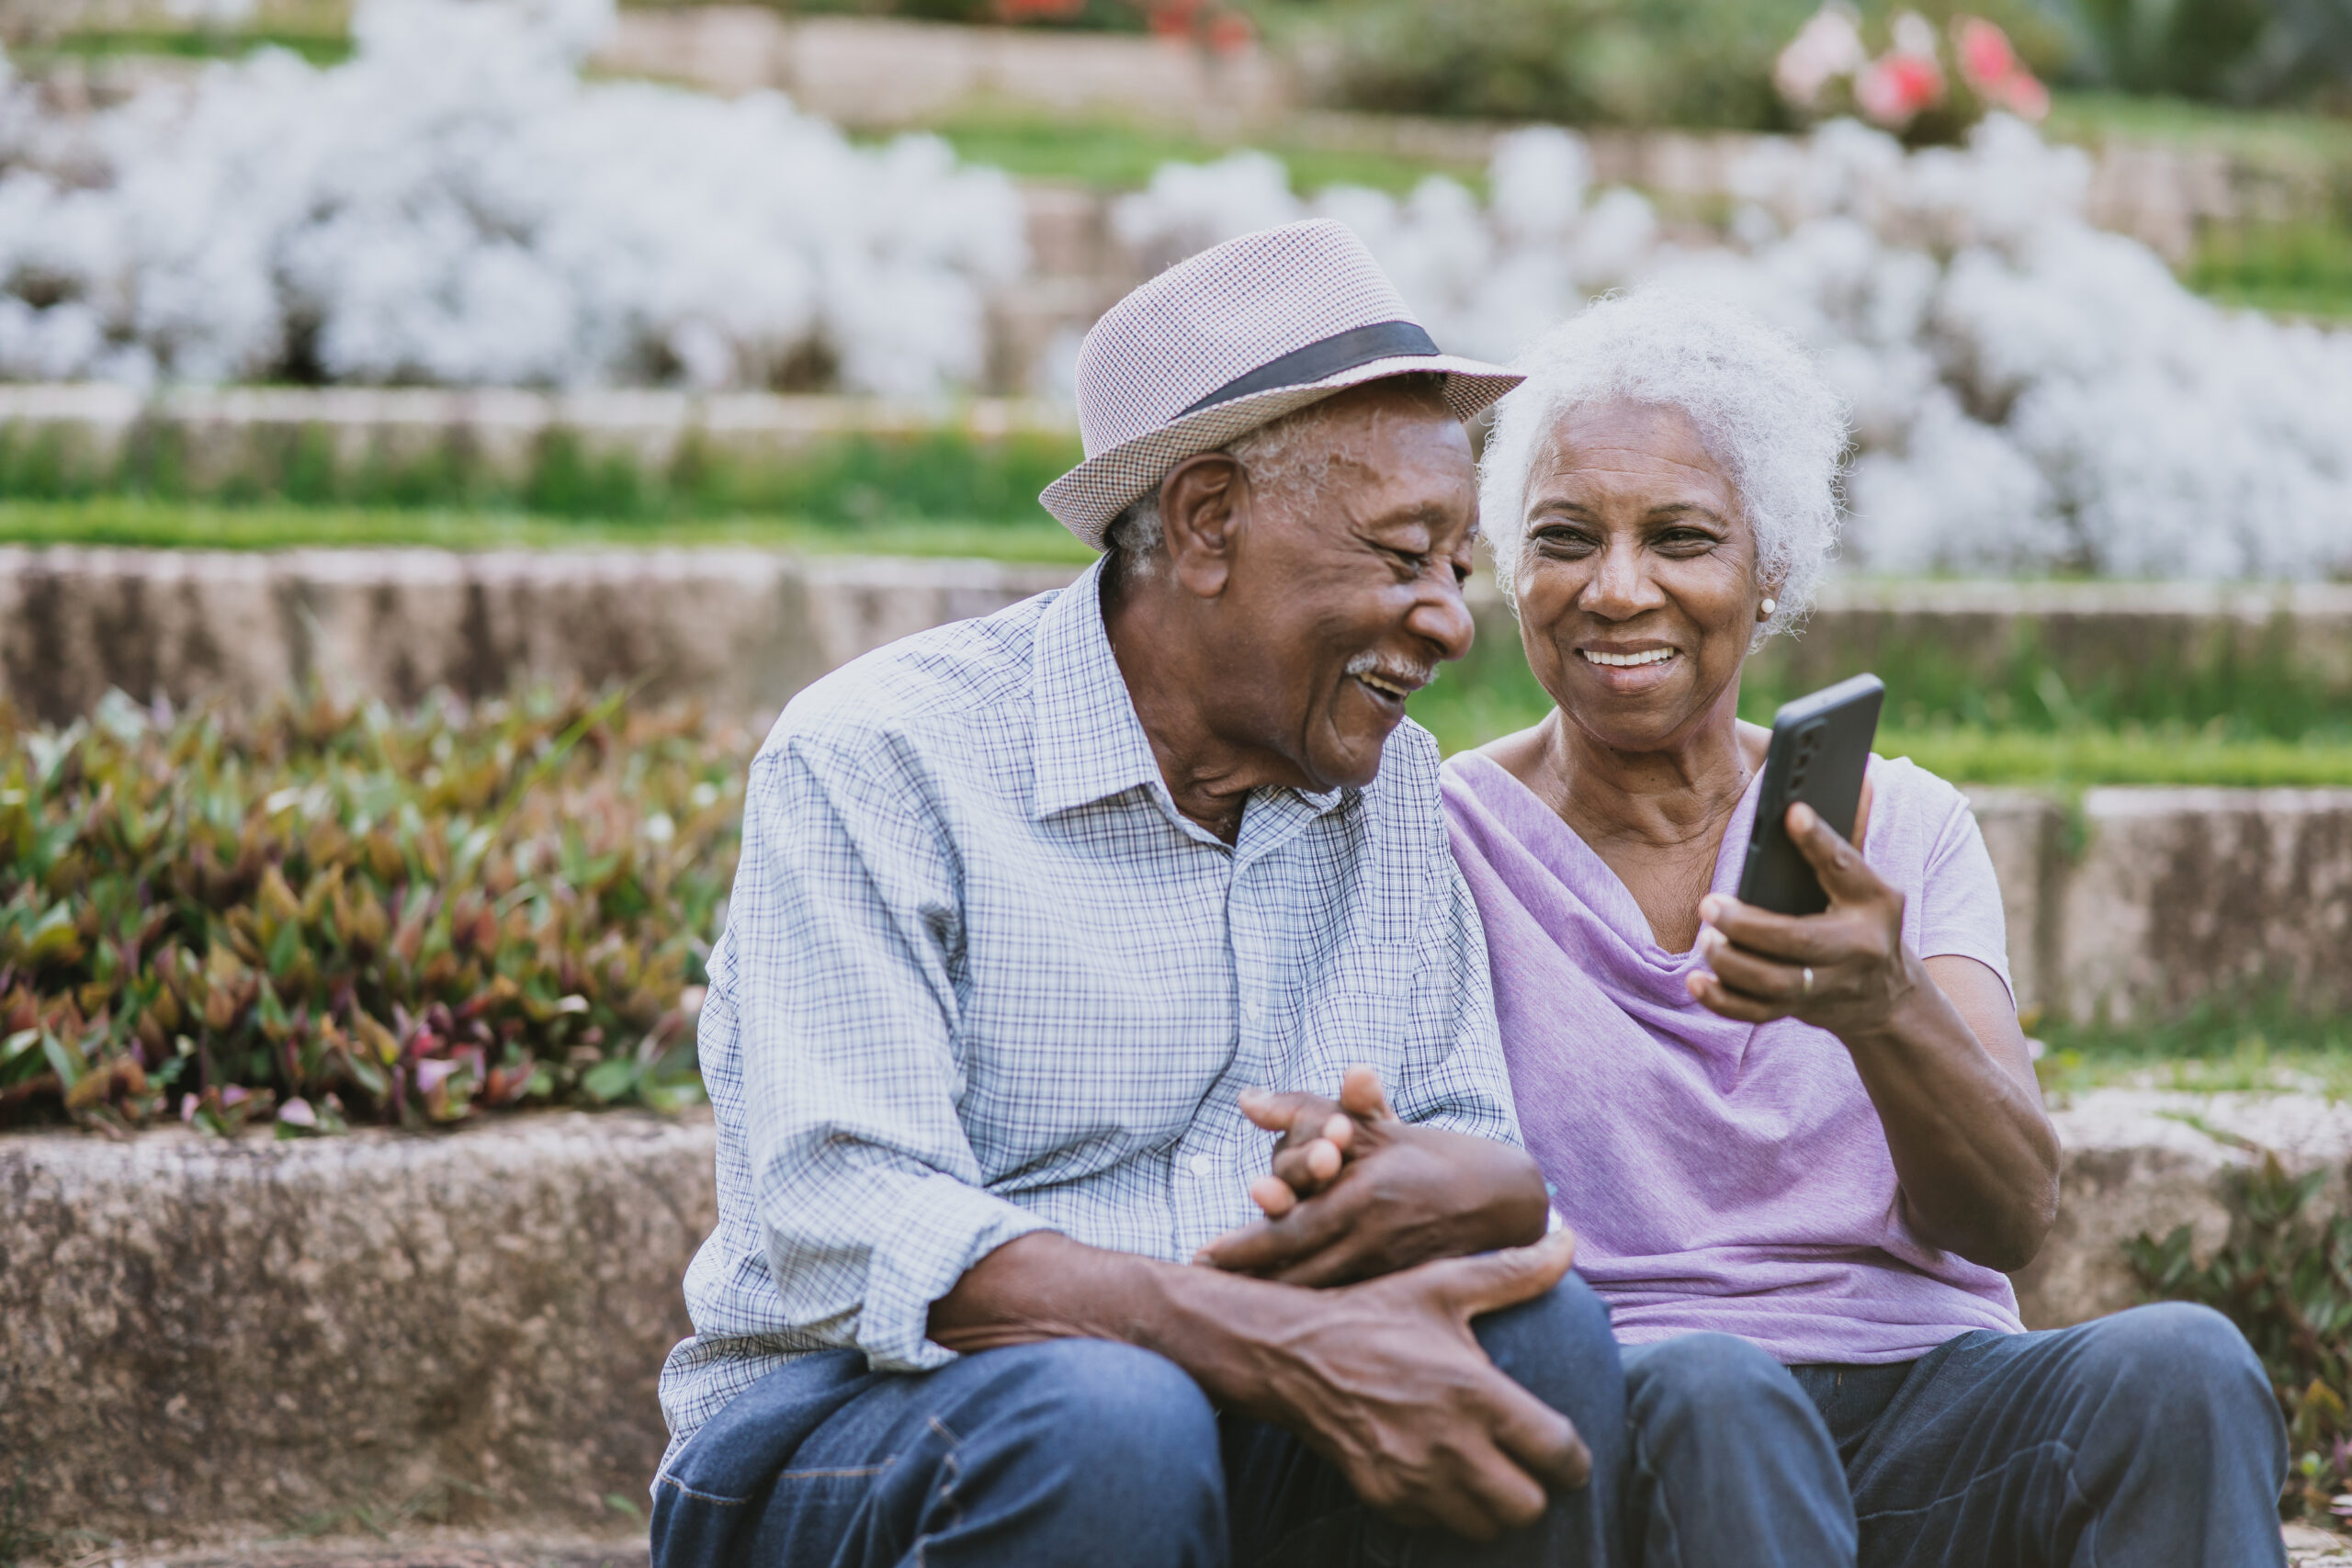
[{"left": 1582, "top": 649, "right": 1675, "bottom": 668}]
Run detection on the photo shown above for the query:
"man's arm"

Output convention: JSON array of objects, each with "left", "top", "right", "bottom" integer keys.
[
  {"left": 1197, "top": 831, "right": 1547, "bottom": 1286},
  {"left": 929, "top": 1228, "right": 1590, "bottom": 1540}
]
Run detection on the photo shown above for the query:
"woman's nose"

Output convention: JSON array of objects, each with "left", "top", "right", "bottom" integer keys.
[{"left": 1582, "top": 538, "right": 1662, "bottom": 617}]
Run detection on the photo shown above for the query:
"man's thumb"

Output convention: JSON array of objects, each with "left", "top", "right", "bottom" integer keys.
[{"left": 1438, "top": 1227, "right": 1577, "bottom": 1317}]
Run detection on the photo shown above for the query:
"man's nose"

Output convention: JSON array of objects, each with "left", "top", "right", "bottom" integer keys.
[{"left": 1407, "top": 577, "right": 1477, "bottom": 664}]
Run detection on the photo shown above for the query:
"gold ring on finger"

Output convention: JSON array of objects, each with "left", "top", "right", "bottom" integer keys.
[{"left": 1802, "top": 966, "right": 1815, "bottom": 997}]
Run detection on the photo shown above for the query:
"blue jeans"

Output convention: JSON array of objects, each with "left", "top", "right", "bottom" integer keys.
[
  {"left": 1621, "top": 1303, "right": 2289, "bottom": 1568},
  {"left": 651, "top": 1278, "right": 1627, "bottom": 1568}
]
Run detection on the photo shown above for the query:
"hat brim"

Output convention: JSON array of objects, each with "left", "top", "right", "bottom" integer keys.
[{"left": 1041, "top": 354, "right": 1525, "bottom": 550}]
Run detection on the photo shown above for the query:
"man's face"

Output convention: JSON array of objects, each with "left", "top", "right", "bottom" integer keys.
[{"left": 1209, "top": 384, "right": 1479, "bottom": 793}]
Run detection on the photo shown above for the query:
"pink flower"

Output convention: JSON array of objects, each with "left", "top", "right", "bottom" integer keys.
[
  {"left": 1951, "top": 15, "right": 2050, "bottom": 120},
  {"left": 277, "top": 1097, "right": 317, "bottom": 1128},
  {"left": 414, "top": 1058, "right": 461, "bottom": 1096},
  {"left": 1997, "top": 71, "right": 2051, "bottom": 120},
  {"left": 1775, "top": 4, "right": 1866, "bottom": 107},
  {"left": 1855, "top": 51, "right": 1946, "bottom": 128},
  {"left": 1953, "top": 16, "right": 2018, "bottom": 89}
]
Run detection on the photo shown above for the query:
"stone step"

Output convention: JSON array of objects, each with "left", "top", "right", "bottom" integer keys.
[{"left": 5, "top": 1091, "right": 2346, "bottom": 1545}]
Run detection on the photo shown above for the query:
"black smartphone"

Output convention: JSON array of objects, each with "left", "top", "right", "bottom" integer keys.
[{"left": 1736, "top": 673, "right": 1885, "bottom": 916}]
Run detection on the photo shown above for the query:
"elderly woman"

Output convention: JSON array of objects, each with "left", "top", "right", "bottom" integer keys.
[{"left": 1441, "top": 292, "right": 2288, "bottom": 1566}]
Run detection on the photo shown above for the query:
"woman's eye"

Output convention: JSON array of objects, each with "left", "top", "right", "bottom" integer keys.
[{"left": 1532, "top": 525, "right": 1598, "bottom": 554}]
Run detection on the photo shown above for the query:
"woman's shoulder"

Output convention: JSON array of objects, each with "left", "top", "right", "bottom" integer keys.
[{"left": 1863, "top": 752, "right": 1984, "bottom": 875}]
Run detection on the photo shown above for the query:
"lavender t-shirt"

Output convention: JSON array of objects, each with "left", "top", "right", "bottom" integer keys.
[{"left": 1441, "top": 750, "right": 2026, "bottom": 1364}]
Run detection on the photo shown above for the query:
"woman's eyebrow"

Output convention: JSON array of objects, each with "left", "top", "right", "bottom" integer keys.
[{"left": 1647, "top": 502, "right": 1730, "bottom": 525}]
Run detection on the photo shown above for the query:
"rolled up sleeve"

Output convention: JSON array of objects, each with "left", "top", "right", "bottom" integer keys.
[{"left": 730, "top": 737, "right": 1051, "bottom": 1373}]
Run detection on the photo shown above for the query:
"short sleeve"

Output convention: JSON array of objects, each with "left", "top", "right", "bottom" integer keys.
[{"left": 1914, "top": 789, "right": 2017, "bottom": 1008}]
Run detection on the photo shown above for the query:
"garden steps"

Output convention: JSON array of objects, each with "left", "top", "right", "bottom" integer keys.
[
  {"left": 6, "top": 1089, "right": 2350, "bottom": 1546},
  {"left": 5, "top": 543, "right": 2347, "bottom": 1023}
]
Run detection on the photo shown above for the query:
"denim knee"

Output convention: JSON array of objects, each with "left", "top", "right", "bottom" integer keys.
[
  {"left": 2079, "top": 1297, "right": 2277, "bottom": 1410},
  {"left": 966, "top": 1337, "right": 1223, "bottom": 1472},
  {"left": 2066, "top": 1303, "right": 2277, "bottom": 1426},
  {"left": 1625, "top": 1332, "right": 1813, "bottom": 1443},
  {"left": 1471, "top": 1273, "right": 1626, "bottom": 1442}
]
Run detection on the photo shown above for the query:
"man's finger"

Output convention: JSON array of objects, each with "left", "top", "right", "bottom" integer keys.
[
  {"left": 1270, "top": 1136, "right": 1344, "bottom": 1193},
  {"left": 1430, "top": 1227, "right": 1577, "bottom": 1317},
  {"left": 1238, "top": 1088, "right": 1335, "bottom": 1135},
  {"left": 1197, "top": 1179, "right": 1360, "bottom": 1274},
  {"left": 1442, "top": 1435, "right": 1551, "bottom": 1538},
  {"left": 1249, "top": 1173, "right": 1297, "bottom": 1218},
  {"left": 1338, "top": 1064, "right": 1396, "bottom": 1124},
  {"left": 1785, "top": 800, "right": 1881, "bottom": 904},
  {"left": 1481, "top": 1376, "right": 1590, "bottom": 1494}
]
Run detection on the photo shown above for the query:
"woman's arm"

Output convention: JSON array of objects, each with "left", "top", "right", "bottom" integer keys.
[{"left": 1687, "top": 801, "right": 2060, "bottom": 1272}]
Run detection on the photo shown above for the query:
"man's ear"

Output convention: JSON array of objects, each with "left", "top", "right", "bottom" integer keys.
[{"left": 1159, "top": 454, "right": 1248, "bottom": 599}]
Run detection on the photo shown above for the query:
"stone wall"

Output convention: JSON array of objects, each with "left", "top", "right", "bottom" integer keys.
[{"left": 0, "top": 1111, "right": 717, "bottom": 1545}]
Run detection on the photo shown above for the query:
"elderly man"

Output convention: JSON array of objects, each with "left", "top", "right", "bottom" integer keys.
[{"left": 649, "top": 221, "right": 1629, "bottom": 1568}]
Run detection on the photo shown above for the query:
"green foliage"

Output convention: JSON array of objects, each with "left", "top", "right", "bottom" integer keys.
[
  {"left": 2127, "top": 1152, "right": 2352, "bottom": 1517},
  {"left": 2039, "top": 0, "right": 2352, "bottom": 106},
  {"left": 0, "top": 687, "right": 746, "bottom": 1134},
  {"left": 1302, "top": 0, "right": 1815, "bottom": 129}
]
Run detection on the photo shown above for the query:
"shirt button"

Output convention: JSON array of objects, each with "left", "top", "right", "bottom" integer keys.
[
  {"left": 1242, "top": 998, "right": 1263, "bottom": 1022},
  {"left": 1189, "top": 1153, "right": 1215, "bottom": 1177}
]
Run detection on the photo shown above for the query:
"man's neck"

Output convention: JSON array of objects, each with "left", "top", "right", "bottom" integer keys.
[{"left": 1100, "top": 564, "right": 1302, "bottom": 843}]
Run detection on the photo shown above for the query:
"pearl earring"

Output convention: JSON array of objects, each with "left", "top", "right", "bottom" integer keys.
[{"left": 1758, "top": 597, "right": 1779, "bottom": 617}]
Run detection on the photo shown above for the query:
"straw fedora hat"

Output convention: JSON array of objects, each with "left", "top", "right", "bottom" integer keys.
[{"left": 1041, "top": 220, "right": 1525, "bottom": 549}]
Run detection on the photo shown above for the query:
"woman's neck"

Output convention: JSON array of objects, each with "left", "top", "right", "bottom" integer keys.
[
  {"left": 1487, "top": 694, "right": 1767, "bottom": 953},
  {"left": 1532, "top": 708, "right": 1757, "bottom": 852}
]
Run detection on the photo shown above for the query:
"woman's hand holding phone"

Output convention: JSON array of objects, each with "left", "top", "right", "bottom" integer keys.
[{"left": 1687, "top": 782, "right": 1933, "bottom": 1042}]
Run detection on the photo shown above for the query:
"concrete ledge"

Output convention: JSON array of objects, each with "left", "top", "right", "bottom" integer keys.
[
  {"left": 0, "top": 546, "right": 1080, "bottom": 724},
  {"left": 2015, "top": 1089, "right": 2352, "bottom": 1329},
  {"left": 5, "top": 1091, "right": 2341, "bottom": 1542},
  {"left": 0, "top": 1111, "right": 718, "bottom": 1546}
]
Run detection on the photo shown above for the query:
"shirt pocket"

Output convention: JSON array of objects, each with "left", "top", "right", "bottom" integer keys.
[{"left": 1295, "top": 941, "right": 1418, "bottom": 1088}]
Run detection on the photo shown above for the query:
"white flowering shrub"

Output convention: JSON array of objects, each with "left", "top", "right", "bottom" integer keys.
[
  {"left": 1114, "top": 118, "right": 2352, "bottom": 581},
  {"left": 0, "top": 0, "right": 1025, "bottom": 394}
]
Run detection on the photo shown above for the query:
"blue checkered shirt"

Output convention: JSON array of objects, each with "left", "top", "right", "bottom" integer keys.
[{"left": 657, "top": 558, "right": 1521, "bottom": 1472}]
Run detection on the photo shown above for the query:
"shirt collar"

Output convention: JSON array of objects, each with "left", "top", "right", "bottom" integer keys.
[
  {"left": 1027, "top": 557, "right": 1354, "bottom": 830},
  {"left": 1030, "top": 558, "right": 1168, "bottom": 820}
]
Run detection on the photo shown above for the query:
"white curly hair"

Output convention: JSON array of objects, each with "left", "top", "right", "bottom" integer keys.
[{"left": 1479, "top": 289, "right": 1848, "bottom": 641}]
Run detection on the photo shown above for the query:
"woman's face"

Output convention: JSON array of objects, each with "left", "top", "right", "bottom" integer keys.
[{"left": 1512, "top": 399, "right": 1768, "bottom": 754}]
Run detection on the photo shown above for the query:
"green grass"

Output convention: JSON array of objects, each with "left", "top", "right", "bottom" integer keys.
[
  {"left": 2044, "top": 90, "right": 2352, "bottom": 167},
  {"left": 0, "top": 496, "right": 1094, "bottom": 562},
  {"left": 915, "top": 107, "right": 1487, "bottom": 194},
  {"left": 0, "top": 418, "right": 1087, "bottom": 531},
  {"left": 38, "top": 27, "right": 352, "bottom": 65},
  {"left": 2188, "top": 219, "right": 2352, "bottom": 321},
  {"left": 1408, "top": 680, "right": 2352, "bottom": 786},
  {"left": 2033, "top": 990, "right": 2352, "bottom": 1099}
]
